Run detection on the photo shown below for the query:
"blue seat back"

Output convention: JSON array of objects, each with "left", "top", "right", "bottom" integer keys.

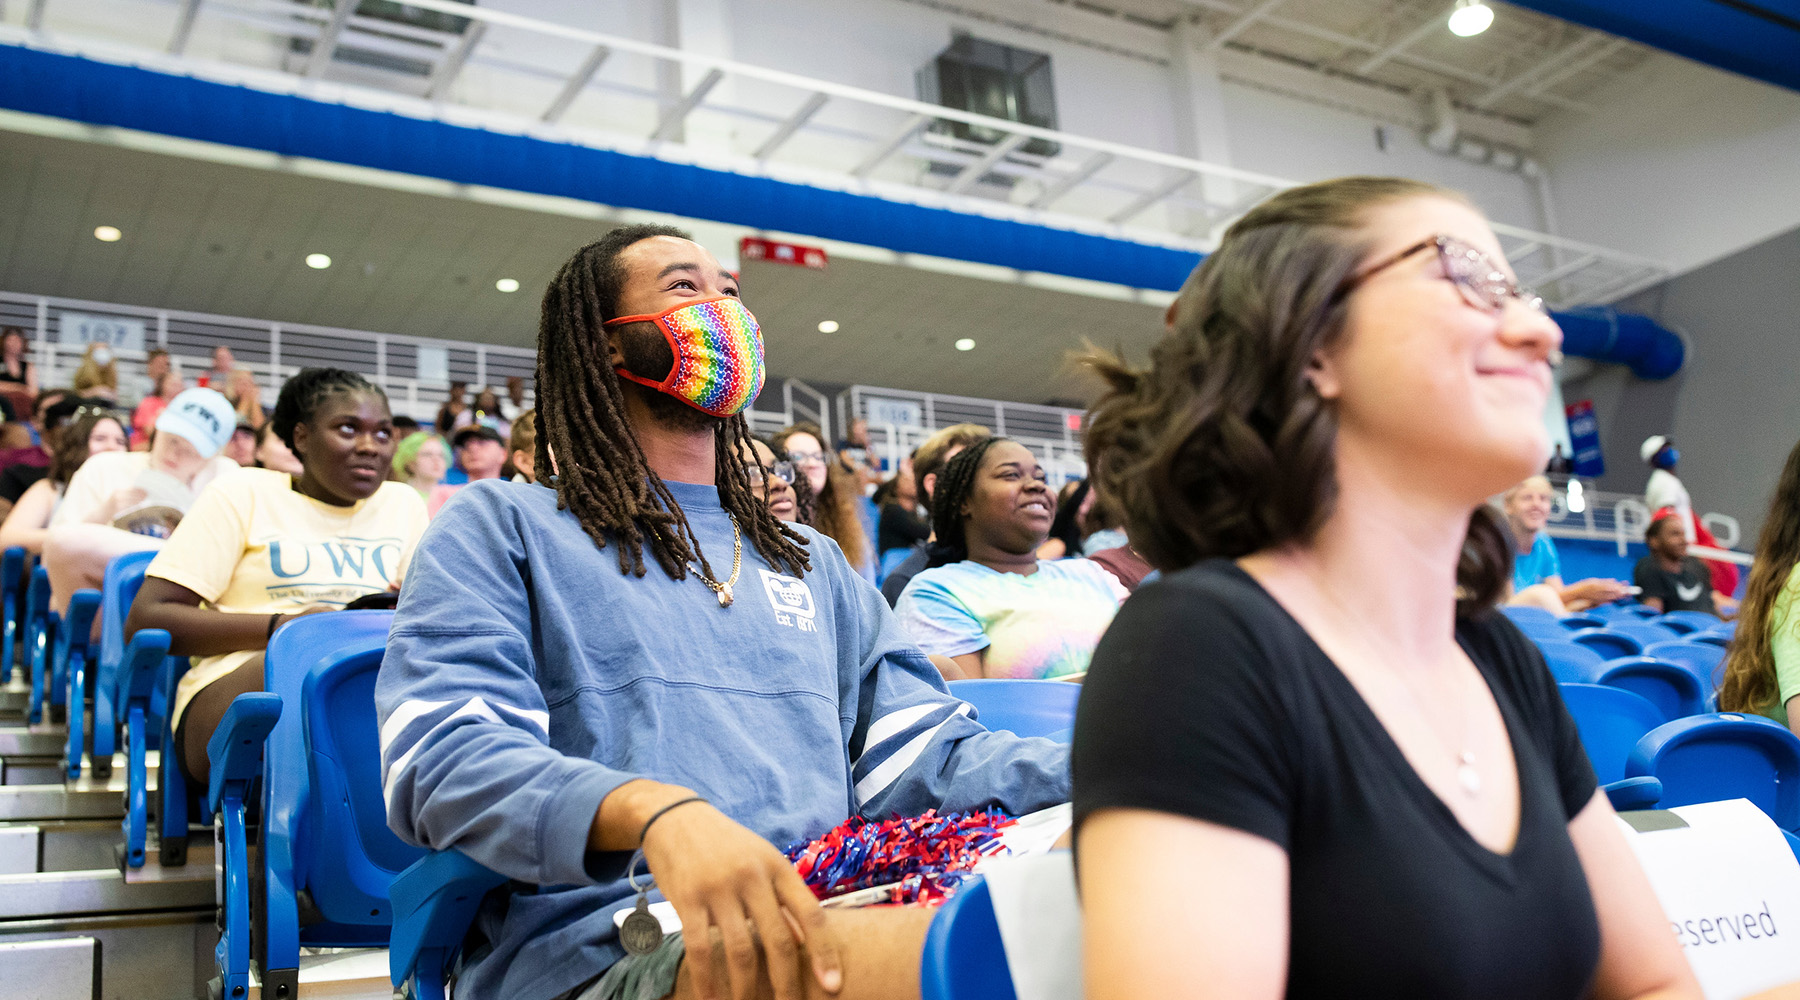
[
  {"left": 1534, "top": 641, "right": 1605, "bottom": 684},
  {"left": 920, "top": 878, "right": 1017, "bottom": 1000},
  {"left": 1558, "top": 613, "right": 1605, "bottom": 630},
  {"left": 2, "top": 545, "right": 23, "bottom": 621},
  {"left": 947, "top": 679, "right": 1079, "bottom": 739},
  {"left": 1500, "top": 606, "right": 1560, "bottom": 633},
  {"left": 1627, "top": 713, "right": 1800, "bottom": 831},
  {"left": 1642, "top": 640, "right": 1727, "bottom": 691},
  {"left": 1559, "top": 683, "right": 1666, "bottom": 784},
  {"left": 1656, "top": 610, "right": 1723, "bottom": 635},
  {"left": 1566, "top": 628, "right": 1643, "bottom": 661},
  {"left": 1595, "top": 656, "right": 1710, "bottom": 720},
  {"left": 99, "top": 551, "right": 160, "bottom": 699},
  {"left": 1607, "top": 620, "right": 1684, "bottom": 647}
]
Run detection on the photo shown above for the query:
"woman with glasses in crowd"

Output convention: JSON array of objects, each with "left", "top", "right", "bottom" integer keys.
[
  {"left": 0, "top": 407, "right": 128, "bottom": 555},
  {"left": 773, "top": 421, "right": 871, "bottom": 579},
  {"left": 1072, "top": 177, "right": 1697, "bottom": 1000}
]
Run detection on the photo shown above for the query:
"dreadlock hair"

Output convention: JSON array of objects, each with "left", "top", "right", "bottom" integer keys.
[
  {"left": 533, "top": 224, "right": 810, "bottom": 580},
  {"left": 926, "top": 435, "right": 1004, "bottom": 569},
  {"left": 272, "top": 367, "right": 386, "bottom": 451}
]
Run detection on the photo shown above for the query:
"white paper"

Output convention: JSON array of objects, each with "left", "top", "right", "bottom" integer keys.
[
  {"left": 611, "top": 898, "right": 683, "bottom": 936},
  {"left": 1620, "top": 799, "right": 1800, "bottom": 999},
  {"left": 981, "top": 851, "right": 1083, "bottom": 1000}
]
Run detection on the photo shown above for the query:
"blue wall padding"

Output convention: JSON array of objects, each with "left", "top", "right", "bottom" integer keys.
[
  {"left": 1553, "top": 307, "right": 1686, "bottom": 380},
  {"left": 1503, "top": 0, "right": 1800, "bottom": 95},
  {"left": 0, "top": 43, "right": 1687, "bottom": 377}
]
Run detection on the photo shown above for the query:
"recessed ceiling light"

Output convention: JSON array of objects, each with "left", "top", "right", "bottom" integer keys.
[
  {"left": 1448, "top": 0, "right": 1494, "bottom": 36},
  {"left": 495, "top": 278, "right": 520, "bottom": 293},
  {"left": 305, "top": 253, "right": 332, "bottom": 269},
  {"left": 93, "top": 226, "right": 122, "bottom": 242},
  {"left": 817, "top": 320, "right": 840, "bottom": 334},
  {"left": 955, "top": 338, "right": 976, "bottom": 351}
]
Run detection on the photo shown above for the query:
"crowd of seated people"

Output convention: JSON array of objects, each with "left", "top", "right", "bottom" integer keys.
[{"left": 1502, "top": 474, "right": 1631, "bottom": 613}]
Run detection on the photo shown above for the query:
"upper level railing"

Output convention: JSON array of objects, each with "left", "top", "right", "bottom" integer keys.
[
  {"left": 1538, "top": 479, "right": 1748, "bottom": 565},
  {"left": 5, "top": 0, "right": 1671, "bottom": 307}
]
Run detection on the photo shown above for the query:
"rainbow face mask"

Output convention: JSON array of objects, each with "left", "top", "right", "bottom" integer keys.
[{"left": 605, "top": 296, "right": 766, "bottom": 417}]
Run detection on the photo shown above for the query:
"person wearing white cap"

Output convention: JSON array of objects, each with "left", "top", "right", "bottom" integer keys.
[
  {"left": 42, "top": 387, "right": 240, "bottom": 611},
  {"left": 1641, "top": 434, "right": 1695, "bottom": 543}
]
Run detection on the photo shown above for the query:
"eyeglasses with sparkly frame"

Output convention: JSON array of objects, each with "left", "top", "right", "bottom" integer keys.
[{"left": 1336, "top": 234, "right": 1548, "bottom": 315}]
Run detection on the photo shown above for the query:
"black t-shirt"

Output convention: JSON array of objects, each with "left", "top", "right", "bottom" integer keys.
[
  {"left": 1633, "top": 555, "right": 1714, "bottom": 613},
  {"left": 0, "top": 461, "right": 46, "bottom": 504},
  {"left": 877, "top": 502, "right": 930, "bottom": 553},
  {"left": 879, "top": 544, "right": 929, "bottom": 608},
  {"left": 1073, "top": 560, "right": 1601, "bottom": 1000}
]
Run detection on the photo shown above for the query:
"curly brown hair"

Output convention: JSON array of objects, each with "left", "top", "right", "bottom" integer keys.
[
  {"left": 1081, "top": 175, "right": 1510, "bottom": 615},
  {"left": 1719, "top": 439, "right": 1800, "bottom": 714}
]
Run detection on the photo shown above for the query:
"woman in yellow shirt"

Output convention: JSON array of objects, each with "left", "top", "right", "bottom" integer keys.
[
  {"left": 125, "top": 368, "right": 428, "bottom": 785},
  {"left": 1720, "top": 439, "right": 1800, "bottom": 737}
]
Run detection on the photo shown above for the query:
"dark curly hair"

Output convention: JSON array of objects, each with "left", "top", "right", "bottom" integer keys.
[
  {"left": 271, "top": 367, "right": 387, "bottom": 451},
  {"left": 1081, "top": 176, "right": 1511, "bottom": 615},
  {"left": 49, "top": 407, "right": 125, "bottom": 488},
  {"left": 926, "top": 435, "right": 1004, "bottom": 569}
]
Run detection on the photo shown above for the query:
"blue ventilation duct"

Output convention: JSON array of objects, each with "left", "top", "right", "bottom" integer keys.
[{"left": 1549, "top": 307, "right": 1686, "bottom": 379}]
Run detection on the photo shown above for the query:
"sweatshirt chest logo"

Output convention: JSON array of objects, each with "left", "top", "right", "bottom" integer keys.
[{"left": 759, "top": 569, "right": 818, "bottom": 633}]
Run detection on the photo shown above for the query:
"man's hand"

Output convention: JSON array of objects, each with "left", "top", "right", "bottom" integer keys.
[
  {"left": 92, "top": 487, "right": 147, "bottom": 523},
  {"left": 1566, "top": 578, "right": 1631, "bottom": 608},
  {"left": 641, "top": 801, "right": 842, "bottom": 1000}
]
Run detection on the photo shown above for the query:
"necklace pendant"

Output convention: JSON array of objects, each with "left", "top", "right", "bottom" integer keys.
[
  {"left": 717, "top": 583, "right": 733, "bottom": 607},
  {"left": 1457, "top": 752, "right": 1481, "bottom": 795}
]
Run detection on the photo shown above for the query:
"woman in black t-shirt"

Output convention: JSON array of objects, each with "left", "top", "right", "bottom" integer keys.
[{"left": 1072, "top": 178, "right": 1698, "bottom": 1000}]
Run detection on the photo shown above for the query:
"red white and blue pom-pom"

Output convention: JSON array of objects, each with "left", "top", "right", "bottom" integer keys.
[{"left": 782, "top": 809, "right": 1016, "bottom": 906}]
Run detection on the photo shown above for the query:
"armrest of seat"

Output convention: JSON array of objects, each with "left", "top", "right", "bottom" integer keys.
[
  {"left": 388, "top": 850, "right": 509, "bottom": 989},
  {"left": 1603, "top": 776, "right": 1663, "bottom": 812},
  {"left": 114, "top": 629, "right": 171, "bottom": 709},
  {"left": 206, "top": 693, "right": 282, "bottom": 817},
  {"left": 61, "top": 589, "right": 101, "bottom": 650}
]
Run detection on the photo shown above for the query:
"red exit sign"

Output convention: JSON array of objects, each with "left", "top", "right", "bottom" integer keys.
[{"left": 741, "top": 237, "right": 827, "bottom": 269}]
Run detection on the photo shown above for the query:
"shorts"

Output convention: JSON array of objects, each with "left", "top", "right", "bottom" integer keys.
[{"left": 555, "top": 932, "right": 687, "bottom": 1000}]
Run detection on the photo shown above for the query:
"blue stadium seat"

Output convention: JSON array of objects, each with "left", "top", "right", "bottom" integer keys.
[
  {"left": 1500, "top": 605, "right": 1561, "bottom": 633},
  {"left": 1558, "top": 683, "right": 1664, "bottom": 811},
  {"left": 1688, "top": 621, "right": 1737, "bottom": 648},
  {"left": 389, "top": 849, "right": 507, "bottom": 1000},
  {"left": 878, "top": 546, "right": 913, "bottom": 587},
  {"left": 920, "top": 877, "right": 1017, "bottom": 1000},
  {"left": 948, "top": 679, "right": 1079, "bottom": 740},
  {"left": 1594, "top": 656, "right": 1711, "bottom": 720},
  {"left": 24, "top": 563, "right": 55, "bottom": 725},
  {"left": 1590, "top": 601, "right": 1654, "bottom": 621},
  {"left": 1565, "top": 628, "right": 1643, "bottom": 663},
  {"left": 1642, "top": 640, "right": 1727, "bottom": 692},
  {"left": 1627, "top": 713, "right": 1800, "bottom": 832},
  {"left": 1, "top": 546, "right": 27, "bottom": 683},
  {"left": 57, "top": 588, "right": 101, "bottom": 780},
  {"left": 91, "top": 551, "right": 154, "bottom": 779},
  {"left": 209, "top": 611, "right": 423, "bottom": 998},
  {"left": 1606, "top": 619, "right": 1684, "bottom": 648},
  {"left": 1657, "top": 610, "right": 1725, "bottom": 635},
  {"left": 1558, "top": 613, "right": 1606, "bottom": 630},
  {"left": 1535, "top": 641, "right": 1606, "bottom": 684},
  {"left": 100, "top": 550, "right": 193, "bottom": 868}
]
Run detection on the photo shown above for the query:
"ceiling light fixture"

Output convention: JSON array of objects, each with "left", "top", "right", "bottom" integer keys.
[
  {"left": 93, "top": 226, "right": 122, "bottom": 242},
  {"left": 817, "top": 320, "right": 840, "bottom": 334},
  {"left": 305, "top": 253, "right": 332, "bottom": 269},
  {"left": 495, "top": 278, "right": 520, "bottom": 293},
  {"left": 1448, "top": 0, "right": 1494, "bottom": 37},
  {"left": 955, "top": 338, "right": 976, "bottom": 351}
]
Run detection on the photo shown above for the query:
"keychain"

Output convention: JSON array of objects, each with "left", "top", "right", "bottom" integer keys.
[{"left": 619, "top": 850, "right": 664, "bottom": 956}]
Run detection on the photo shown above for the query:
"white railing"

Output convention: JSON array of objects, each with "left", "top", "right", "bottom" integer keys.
[
  {"left": 1538, "top": 480, "right": 1749, "bottom": 565},
  {"left": 6, "top": 0, "right": 1670, "bottom": 307},
  {"left": 841, "top": 385, "right": 1088, "bottom": 488}
]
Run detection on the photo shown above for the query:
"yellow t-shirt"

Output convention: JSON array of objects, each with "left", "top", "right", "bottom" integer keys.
[{"left": 150, "top": 468, "right": 430, "bottom": 725}]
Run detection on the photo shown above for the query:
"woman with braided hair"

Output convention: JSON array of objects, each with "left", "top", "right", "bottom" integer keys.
[
  {"left": 378, "top": 226, "right": 1066, "bottom": 1000},
  {"left": 894, "top": 436, "right": 1124, "bottom": 682}
]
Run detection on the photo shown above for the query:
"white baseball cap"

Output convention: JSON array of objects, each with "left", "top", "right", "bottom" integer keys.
[
  {"left": 156, "top": 387, "right": 236, "bottom": 458},
  {"left": 1640, "top": 435, "right": 1670, "bottom": 464}
]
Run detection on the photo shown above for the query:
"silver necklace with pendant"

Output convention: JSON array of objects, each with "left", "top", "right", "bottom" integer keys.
[{"left": 619, "top": 850, "right": 664, "bottom": 956}]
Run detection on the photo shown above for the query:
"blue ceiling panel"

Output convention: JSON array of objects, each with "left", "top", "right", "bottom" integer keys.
[{"left": 1503, "top": 0, "right": 1800, "bottom": 93}]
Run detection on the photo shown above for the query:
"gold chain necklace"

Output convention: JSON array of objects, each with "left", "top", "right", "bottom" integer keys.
[{"left": 688, "top": 513, "right": 743, "bottom": 607}]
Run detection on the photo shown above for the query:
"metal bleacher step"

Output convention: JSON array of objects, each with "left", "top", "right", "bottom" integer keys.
[
  {"left": 0, "top": 767, "right": 143, "bottom": 823},
  {"left": 248, "top": 948, "right": 393, "bottom": 1000}
]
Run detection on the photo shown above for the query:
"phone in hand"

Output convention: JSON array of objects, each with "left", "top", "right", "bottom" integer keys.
[{"left": 343, "top": 593, "right": 399, "bottom": 611}]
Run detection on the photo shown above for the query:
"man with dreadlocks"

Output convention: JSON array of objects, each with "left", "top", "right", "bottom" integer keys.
[{"left": 377, "top": 225, "right": 1068, "bottom": 1000}]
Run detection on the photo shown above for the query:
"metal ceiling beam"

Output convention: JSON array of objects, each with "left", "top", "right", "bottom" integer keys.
[
  {"left": 945, "top": 133, "right": 1030, "bottom": 196},
  {"left": 425, "top": 20, "right": 487, "bottom": 100},
  {"left": 851, "top": 113, "right": 930, "bottom": 178},
  {"left": 649, "top": 68, "right": 724, "bottom": 142},
  {"left": 1354, "top": 11, "right": 1449, "bottom": 76},
  {"left": 1521, "top": 36, "right": 1628, "bottom": 99},
  {"left": 752, "top": 91, "right": 829, "bottom": 160},
  {"left": 1110, "top": 171, "right": 1196, "bottom": 224},
  {"left": 1204, "top": 0, "right": 1288, "bottom": 52},
  {"left": 1474, "top": 32, "right": 1607, "bottom": 107},
  {"left": 1531, "top": 252, "right": 1600, "bottom": 286},
  {"left": 541, "top": 45, "right": 612, "bottom": 124},
  {"left": 167, "top": 0, "right": 202, "bottom": 55},
  {"left": 1029, "top": 152, "right": 1114, "bottom": 210},
  {"left": 303, "top": 0, "right": 359, "bottom": 79}
]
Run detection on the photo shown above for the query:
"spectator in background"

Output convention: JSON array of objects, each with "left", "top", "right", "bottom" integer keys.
[
  {"left": 44, "top": 387, "right": 239, "bottom": 611},
  {"left": 1719, "top": 439, "right": 1800, "bottom": 738},
  {"left": 434, "top": 381, "right": 468, "bottom": 435},
  {"left": 506, "top": 374, "right": 526, "bottom": 413},
  {"left": 773, "top": 421, "right": 871, "bottom": 580},
  {"left": 460, "top": 386, "right": 511, "bottom": 438},
  {"left": 0, "top": 408, "right": 128, "bottom": 555},
  {"left": 0, "top": 392, "right": 69, "bottom": 510},
  {"left": 1082, "top": 491, "right": 1129, "bottom": 554},
  {"left": 132, "top": 370, "right": 184, "bottom": 449},
  {"left": 253, "top": 422, "right": 304, "bottom": 476},
  {"left": 392, "top": 414, "right": 420, "bottom": 437},
  {"left": 507, "top": 409, "right": 535, "bottom": 483},
  {"left": 29, "top": 388, "right": 70, "bottom": 447},
  {"left": 226, "top": 369, "right": 267, "bottom": 430},
  {"left": 1546, "top": 444, "right": 1573, "bottom": 475},
  {"left": 204, "top": 344, "right": 235, "bottom": 389},
  {"left": 126, "top": 368, "right": 427, "bottom": 786},
  {"left": 838, "top": 416, "right": 877, "bottom": 483},
  {"left": 0, "top": 326, "right": 37, "bottom": 396},
  {"left": 1642, "top": 433, "right": 1738, "bottom": 599},
  {"left": 897, "top": 437, "right": 1125, "bottom": 680},
  {"left": 1635, "top": 513, "right": 1736, "bottom": 617},
  {"left": 72, "top": 342, "right": 120, "bottom": 402},
  {"left": 392, "top": 431, "right": 448, "bottom": 501},
  {"left": 222, "top": 423, "right": 257, "bottom": 467},
  {"left": 122, "top": 348, "right": 170, "bottom": 409},
  {"left": 875, "top": 460, "right": 929, "bottom": 556},
  {"left": 742, "top": 437, "right": 798, "bottom": 522},
  {"left": 881, "top": 422, "right": 990, "bottom": 606},
  {"left": 1503, "top": 475, "right": 1629, "bottom": 613},
  {"left": 429, "top": 425, "right": 506, "bottom": 516},
  {"left": 1039, "top": 478, "right": 1094, "bottom": 560}
]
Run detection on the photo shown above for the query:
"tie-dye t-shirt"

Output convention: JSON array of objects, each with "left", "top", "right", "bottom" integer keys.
[{"left": 895, "top": 559, "right": 1128, "bottom": 679}]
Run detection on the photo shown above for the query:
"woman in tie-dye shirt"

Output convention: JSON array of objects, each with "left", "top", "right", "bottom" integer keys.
[{"left": 896, "top": 437, "right": 1126, "bottom": 680}]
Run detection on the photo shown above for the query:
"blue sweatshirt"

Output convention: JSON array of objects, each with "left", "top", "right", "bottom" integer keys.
[{"left": 378, "top": 479, "right": 1069, "bottom": 1000}]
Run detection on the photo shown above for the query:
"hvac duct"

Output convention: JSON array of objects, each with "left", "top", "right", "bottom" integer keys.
[{"left": 1549, "top": 307, "right": 1686, "bottom": 380}]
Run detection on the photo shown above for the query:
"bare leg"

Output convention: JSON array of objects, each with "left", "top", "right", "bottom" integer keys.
[
  {"left": 44, "top": 524, "right": 162, "bottom": 614},
  {"left": 672, "top": 905, "right": 936, "bottom": 1000},
  {"left": 1508, "top": 583, "right": 1567, "bottom": 615},
  {"left": 178, "top": 653, "right": 265, "bottom": 786}
]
